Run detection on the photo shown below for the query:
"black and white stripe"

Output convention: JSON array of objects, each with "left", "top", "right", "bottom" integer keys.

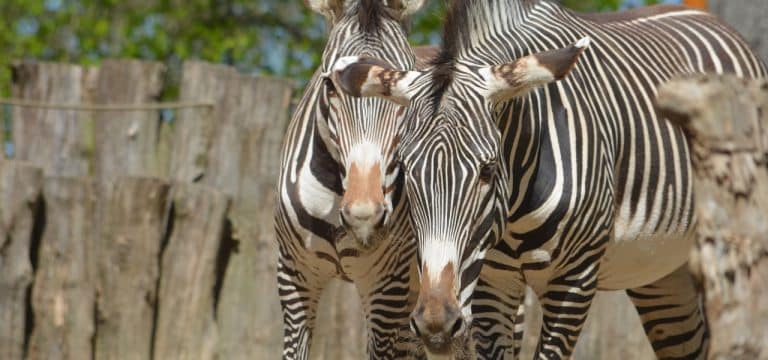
[
  {"left": 273, "top": 0, "right": 427, "bottom": 358},
  {"left": 337, "top": 1, "right": 766, "bottom": 358}
]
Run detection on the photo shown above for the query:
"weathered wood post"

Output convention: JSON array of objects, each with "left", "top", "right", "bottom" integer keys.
[
  {"left": 94, "top": 177, "right": 171, "bottom": 360},
  {"left": 0, "top": 161, "right": 43, "bottom": 360},
  {"left": 171, "top": 61, "right": 297, "bottom": 358},
  {"left": 93, "top": 60, "right": 165, "bottom": 183},
  {"left": 10, "top": 63, "right": 98, "bottom": 176},
  {"left": 27, "top": 177, "right": 98, "bottom": 360},
  {"left": 152, "top": 183, "right": 229, "bottom": 360},
  {"left": 656, "top": 75, "right": 768, "bottom": 359},
  {"left": 311, "top": 279, "right": 366, "bottom": 360}
]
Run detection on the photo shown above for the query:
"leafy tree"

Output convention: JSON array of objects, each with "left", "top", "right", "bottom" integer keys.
[{"left": 0, "top": 0, "right": 668, "bottom": 97}]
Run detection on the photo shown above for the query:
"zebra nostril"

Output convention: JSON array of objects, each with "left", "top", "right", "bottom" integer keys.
[
  {"left": 339, "top": 207, "right": 351, "bottom": 225},
  {"left": 410, "top": 317, "right": 422, "bottom": 338},
  {"left": 449, "top": 316, "right": 465, "bottom": 337}
]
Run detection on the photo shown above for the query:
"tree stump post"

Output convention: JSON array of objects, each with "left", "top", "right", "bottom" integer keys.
[
  {"left": 657, "top": 75, "right": 768, "bottom": 359},
  {"left": 94, "top": 177, "right": 171, "bottom": 360},
  {"left": 27, "top": 177, "right": 98, "bottom": 360},
  {"left": 93, "top": 60, "right": 166, "bottom": 184},
  {"left": 10, "top": 63, "right": 97, "bottom": 176},
  {"left": 173, "top": 61, "right": 296, "bottom": 358},
  {"left": 0, "top": 160, "right": 43, "bottom": 360},
  {"left": 152, "top": 183, "right": 229, "bottom": 360}
]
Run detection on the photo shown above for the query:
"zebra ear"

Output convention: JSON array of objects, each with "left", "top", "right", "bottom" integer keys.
[
  {"left": 330, "top": 56, "right": 421, "bottom": 106},
  {"left": 306, "top": 0, "right": 344, "bottom": 19},
  {"left": 480, "top": 37, "right": 591, "bottom": 102}
]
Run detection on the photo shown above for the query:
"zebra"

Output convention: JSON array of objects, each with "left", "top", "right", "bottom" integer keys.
[
  {"left": 330, "top": 0, "right": 766, "bottom": 358},
  {"left": 273, "top": 0, "right": 428, "bottom": 358}
]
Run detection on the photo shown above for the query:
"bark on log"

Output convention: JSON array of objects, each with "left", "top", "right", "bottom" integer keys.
[
  {"left": 93, "top": 60, "right": 165, "bottom": 183},
  {"left": 0, "top": 160, "right": 43, "bottom": 360},
  {"left": 27, "top": 177, "right": 97, "bottom": 360},
  {"left": 10, "top": 62, "right": 98, "bottom": 176},
  {"left": 153, "top": 183, "right": 229, "bottom": 360},
  {"left": 94, "top": 177, "right": 171, "bottom": 360},
  {"left": 657, "top": 75, "right": 768, "bottom": 360},
  {"left": 173, "top": 61, "right": 297, "bottom": 359}
]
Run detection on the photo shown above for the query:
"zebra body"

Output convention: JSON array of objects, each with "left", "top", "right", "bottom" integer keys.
[
  {"left": 274, "top": 0, "right": 428, "bottom": 358},
  {"left": 332, "top": 0, "right": 766, "bottom": 358}
]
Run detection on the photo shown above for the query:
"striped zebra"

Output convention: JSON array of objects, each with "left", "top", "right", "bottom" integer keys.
[
  {"left": 331, "top": 0, "right": 766, "bottom": 358},
  {"left": 273, "top": 0, "right": 428, "bottom": 358}
]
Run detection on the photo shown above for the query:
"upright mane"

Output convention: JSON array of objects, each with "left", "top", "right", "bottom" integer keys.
[
  {"left": 429, "top": 0, "right": 538, "bottom": 101},
  {"left": 428, "top": 0, "right": 471, "bottom": 106},
  {"left": 358, "top": 0, "right": 395, "bottom": 33}
]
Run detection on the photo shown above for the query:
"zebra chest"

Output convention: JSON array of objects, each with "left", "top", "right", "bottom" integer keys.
[{"left": 296, "top": 163, "right": 340, "bottom": 221}]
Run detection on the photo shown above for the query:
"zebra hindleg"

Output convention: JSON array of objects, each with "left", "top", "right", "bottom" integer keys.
[
  {"left": 626, "top": 264, "right": 709, "bottom": 360},
  {"left": 277, "top": 255, "right": 334, "bottom": 360},
  {"left": 534, "top": 261, "right": 599, "bottom": 359},
  {"left": 471, "top": 274, "right": 526, "bottom": 360}
]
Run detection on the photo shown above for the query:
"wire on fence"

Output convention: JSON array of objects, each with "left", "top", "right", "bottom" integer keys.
[{"left": 0, "top": 97, "right": 214, "bottom": 111}]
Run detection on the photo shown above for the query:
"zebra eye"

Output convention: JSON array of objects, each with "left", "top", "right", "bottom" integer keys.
[
  {"left": 323, "top": 76, "right": 338, "bottom": 96},
  {"left": 479, "top": 162, "right": 496, "bottom": 184}
]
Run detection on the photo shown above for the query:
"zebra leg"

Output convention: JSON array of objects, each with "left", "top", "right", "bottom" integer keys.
[
  {"left": 534, "top": 261, "right": 600, "bottom": 359},
  {"left": 512, "top": 300, "right": 526, "bottom": 358},
  {"left": 356, "top": 260, "right": 421, "bottom": 359},
  {"left": 471, "top": 272, "right": 526, "bottom": 359},
  {"left": 626, "top": 264, "right": 709, "bottom": 360},
  {"left": 277, "top": 255, "right": 334, "bottom": 360}
]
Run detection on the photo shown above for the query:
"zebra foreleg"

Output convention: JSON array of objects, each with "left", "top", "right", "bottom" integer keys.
[
  {"left": 277, "top": 256, "right": 334, "bottom": 360},
  {"left": 534, "top": 262, "right": 599, "bottom": 359},
  {"left": 356, "top": 265, "right": 421, "bottom": 359},
  {"left": 470, "top": 276, "right": 526, "bottom": 360},
  {"left": 626, "top": 264, "right": 709, "bottom": 360}
]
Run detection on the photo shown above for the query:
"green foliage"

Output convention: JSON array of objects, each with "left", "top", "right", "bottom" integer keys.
[{"left": 0, "top": 0, "right": 662, "bottom": 97}]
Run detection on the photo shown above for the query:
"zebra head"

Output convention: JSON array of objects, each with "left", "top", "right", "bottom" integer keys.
[
  {"left": 307, "top": 0, "right": 426, "bottom": 249},
  {"left": 335, "top": 36, "right": 590, "bottom": 356}
]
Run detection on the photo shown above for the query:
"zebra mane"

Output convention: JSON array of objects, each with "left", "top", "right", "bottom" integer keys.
[
  {"left": 426, "top": 0, "right": 469, "bottom": 107},
  {"left": 430, "top": 0, "right": 538, "bottom": 104},
  {"left": 357, "top": 0, "right": 395, "bottom": 33}
]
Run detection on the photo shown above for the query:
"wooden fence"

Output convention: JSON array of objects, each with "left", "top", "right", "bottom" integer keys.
[
  {"left": 0, "top": 59, "right": 369, "bottom": 360},
  {"left": 2, "top": 59, "right": 764, "bottom": 360}
]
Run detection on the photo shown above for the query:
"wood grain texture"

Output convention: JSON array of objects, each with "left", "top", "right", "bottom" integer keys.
[
  {"left": 10, "top": 62, "right": 98, "bottom": 175},
  {"left": 28, "top": 177, "right": 97, "bottom": 360},
  {"left": 93, "top": 59, "right": 165, "bottom": 183},
  {"left": 172, "top": 61, "right": 296, "bottom": 358},
  {"left": 94, "top": 177, "right": 171, "bottom": 360},
  {"left": 153, "top": 183, "right": 229, "bottom": 360},
  {"left": 0, "top": 161, "right": 43, "bottom": 360}
]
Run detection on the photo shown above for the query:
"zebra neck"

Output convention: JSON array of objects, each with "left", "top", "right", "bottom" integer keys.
[
  {"left": 467, "top": 0, "right": 539, "bottom": 28},
  {"left": 455, "top": 0, "right": 546, "bottom": 60}
]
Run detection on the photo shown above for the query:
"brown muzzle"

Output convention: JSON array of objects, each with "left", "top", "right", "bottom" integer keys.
[
  {"left": 410, "top": 264, "right": 466, "bottom": 354},
  {"left": 340, "top": 161, "right": 387, "bottom": 242}
]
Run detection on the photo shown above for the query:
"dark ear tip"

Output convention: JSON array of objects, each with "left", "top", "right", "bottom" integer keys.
[{"left": 334, "top": 64, "right": 368, "bottom": 98}]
